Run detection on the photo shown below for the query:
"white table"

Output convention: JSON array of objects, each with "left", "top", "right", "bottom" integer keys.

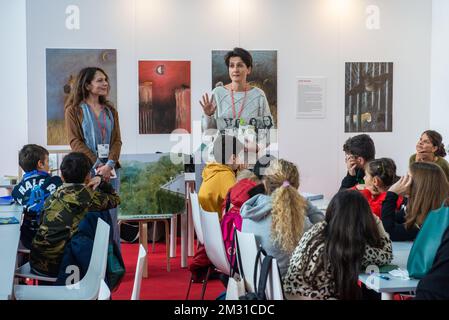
[
  {"left": 0, "top": 204, "right": 22, "bottom": 300},
  {"left": 358, "top": 241, "right": 420, "bottom": 300}
]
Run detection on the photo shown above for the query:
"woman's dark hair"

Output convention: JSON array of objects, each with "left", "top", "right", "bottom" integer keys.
[
  {"left": 64, "top": 67, "right": 113, "bottom": 110},
  {"left": 343, "top": 134, "right": 375, "bottom": 161},
  {"left": 366, "top": 158, "right": 399, "bottom": 189},
  {"left": 224, "top": 47, "right": 253, "bottom": 69},
  {"left": 18, "top": 144, "right": 49, "bottom": 172},
  {"left": 422, "top": 130, "right": 446, "bottom": 157},
  {"left": 60, "top": 152, "right": 92, "bottom": 183},
  {"left": 308, "top": 190, "right": 382, "bottom": 300}
]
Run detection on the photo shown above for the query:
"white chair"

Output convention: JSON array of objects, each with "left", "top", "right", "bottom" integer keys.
[
  {"left": 189, "top": 192, "right": 203, "bottom": 245},
  {"left": 265, "top": 258, "right": 284, "bottom": 300},
  {"left": 185, "top": 192, "right": 207, "bottom": 300},
  {"left": 14, "top": 219, "right": 110, "bottom": 300},
  {"left": 98, "top": 280, "right": 111, "bottom": 300},
  {"left": 235, "top": 230, "right": 284, "bottom": 300},
  {"left": 235, "top": 230, "right": 259, "bottom": 293},
  {"left": 131, "top": 244, "right": 147, "bottom": 300},
  {"left": 198, "top": 208, "right": 230, "bottom": 299},
  {"left": 15, "top": 262, "right": 57, "bottom": 284}
]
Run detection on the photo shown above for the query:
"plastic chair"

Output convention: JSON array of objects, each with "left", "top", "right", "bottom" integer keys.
[
  {"left": 189, "top": 192, "right": 203, "bottom": 244},
  {"left": 15, "top": 262, "right": 57, "bottom": 284},
  {"left": 235, "top": 230, "right": 259, "bottom": 293},
  {"left": 14, "top": 219, "right": 110, "bottom": 300},
  {"left": 194, "top": 208, "right": 230, "bottom": 299},
  {"left": 235, "top": 230, "right": 284, "bottom": 300},
  {"left": 185, "top": 193, "right": 207, "bottom": 300},
  {"left": 265, "top": 258, "right": 284, "bottom": 300},
  {"left": 131, "top": 244, "right": 147, "bottom": 300},
  {"left": 98, "top": 280, "right": 111, "bottom": 300}
]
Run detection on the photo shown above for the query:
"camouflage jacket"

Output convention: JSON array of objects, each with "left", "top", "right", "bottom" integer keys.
[{"left": 30, "top": 182, "right": 120, "bottom": 276}]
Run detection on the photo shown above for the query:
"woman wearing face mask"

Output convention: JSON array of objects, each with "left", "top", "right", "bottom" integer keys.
[
  {"left": 200, "top": 47, "right": 273, "bottom": 131},
  {"left": 410, "top": 130, "right": 449, "bottom": 181}
]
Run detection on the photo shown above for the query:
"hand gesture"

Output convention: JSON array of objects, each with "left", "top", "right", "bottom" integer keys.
[
  {"left": 87, "top": 176, "right": 102, "bottom": 190},
  {"left": 388, "top": 175, "right": 412, "bottom": 196},
  {"left": 96, "top": 165, "right": 112, "bottom": 182},
  {"left": 200, "top": 93, "right": 216, "bottom": 116},
  {"left": 345, "top": 155, "right": 358, "bottom": 176}
]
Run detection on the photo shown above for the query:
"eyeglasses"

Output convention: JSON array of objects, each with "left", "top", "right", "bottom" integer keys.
[{"left": 345, "top": 154, "right": 358, "bottom": 161}]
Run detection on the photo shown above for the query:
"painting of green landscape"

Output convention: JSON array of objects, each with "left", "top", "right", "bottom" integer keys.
[{"left": 118, "top": 153, "right": 186, "bottom": 217}]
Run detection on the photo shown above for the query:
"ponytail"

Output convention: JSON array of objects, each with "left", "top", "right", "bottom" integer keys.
[{"left": 271, "top": 184, "right": 306, "bottom": 253}]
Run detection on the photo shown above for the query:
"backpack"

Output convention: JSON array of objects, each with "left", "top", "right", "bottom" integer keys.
[{"left": 220, "top": 179, "right": 258, "bottom": 264}]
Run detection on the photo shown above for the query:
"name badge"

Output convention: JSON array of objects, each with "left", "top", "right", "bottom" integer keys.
[{"left": 97, "top": 144, "right": 110, "bottom": 159}]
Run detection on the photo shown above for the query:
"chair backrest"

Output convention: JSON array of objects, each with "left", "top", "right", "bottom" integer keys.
[
  {"left": 98, "top": 279, "right": 111, "bottom": 300},
  {"left": 190, "top": 192, "right": 204, "bottom": 244},
  {"left": 199, "top": 208, "right": 230, "bottom": 274},
  {"left": 76, "top": 218, "right": 110, "bottom": 299},
  {"left": 235, "top": 230, "right": 284, "bottom": 300},
  {"left": 235, "top": 230, "right": 259, "bottom": 293},
  {"left": 265, "top": 258, "right": 284, "bottom": 300},
  {"left": 13, "top": 219, "right": 110, "bottom": 301},
  {"left": 131, "top": 244, "right": 147, "bottom": 300}
]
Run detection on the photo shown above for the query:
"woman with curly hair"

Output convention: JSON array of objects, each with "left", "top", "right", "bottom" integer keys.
[{"left": 240, "top": 159, "right": 324, "bottom": 277}]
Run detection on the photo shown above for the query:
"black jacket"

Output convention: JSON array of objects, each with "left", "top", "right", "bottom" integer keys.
[
  {"left": 381, "top": 192, "right": 419, "bottom": 241},
  {"left": 415, "top": 226, "right": 449, "bottom": 300},
  {"left": 339, "top": 168, "right": 365, "bottom": 190}
]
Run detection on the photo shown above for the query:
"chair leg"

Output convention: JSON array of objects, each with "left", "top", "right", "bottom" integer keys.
[
  {"left": 185, "top": 274, "right": 194, "bottom": 300},
  {"left": 200, "top": 267, "right": 212, "bottom": 300},
  {"left": 164, "top": 220, "right": 170, "bottom": 272},
  {"left": 152, "top": 221, "right": 157, "bottom": 253}
]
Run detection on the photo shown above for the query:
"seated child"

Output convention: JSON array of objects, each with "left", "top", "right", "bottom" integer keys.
[
  {"left": 283, "top": 190, "right": 393, "bottom": 300},
  {"left": 190, "top": 135, "right": 246, "bottom": 281},
  {"left": 198, "top": 134, "right": 245, "bottom": 219},
  {"left": 12, "top": 144, "right": 63, "bottom": 249},
  {"left": 353, "top": 158, "right": 403, "bottom": 218},
  {"left": 221, "top": 170, "right": 263, "bottom": 263},
  {"left": 382, "top": 161, "right": 449, "bottom": 241},
  {"left": 30, "top": 152, "right": 120, "bottom": 277},
  {"left": 340, "top": 134, "right": 376, "bottom": 190},
  {"left": 241, "top": 159, "right": 325, "bottom": 277}
]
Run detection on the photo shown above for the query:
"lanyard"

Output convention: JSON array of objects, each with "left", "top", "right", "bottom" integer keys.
[
  {"left": 231, "top": 86, "right": 248, "bottom": 119},
  {"left": 90, "top": 105, "right": 107, "bottom": 144}
]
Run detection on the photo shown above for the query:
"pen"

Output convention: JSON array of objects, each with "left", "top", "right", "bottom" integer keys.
[{"left": 369, "top": 272, "right": 390, "bottom": 280}]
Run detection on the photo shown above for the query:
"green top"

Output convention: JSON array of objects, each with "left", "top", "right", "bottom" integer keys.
[{"left": 409, "top": 154, "right": 449, "bottom": 182}]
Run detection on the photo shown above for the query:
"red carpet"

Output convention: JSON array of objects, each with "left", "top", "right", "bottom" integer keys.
[{"left": 112, "top": 239, "right": 225, "bottom": 300}]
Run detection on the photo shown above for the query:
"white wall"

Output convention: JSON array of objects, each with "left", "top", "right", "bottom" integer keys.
[
  {"left": 0, "top": 0, "right": 28, "bottom": 183},
  {"left": 23, "top": 0, "right": 432, "bottom": 198},
  {"left": 430, "top": 0, "right": 449, "bottom": 145}
]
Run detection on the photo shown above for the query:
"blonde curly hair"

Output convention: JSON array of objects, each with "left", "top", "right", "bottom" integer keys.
[{"left": 264, "top": 159, "right": 307, "bottom": 253}]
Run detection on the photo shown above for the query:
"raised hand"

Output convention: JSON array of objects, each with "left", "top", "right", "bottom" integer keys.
[
  {"left": 199, "top": 93, "right": 216, "bottom": 116},
  {"left": 345, "top": 155, "right": 358, "bottom": 176},
  {"left": 388, "top": 174, "right": 412, "bottom": 196}
]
